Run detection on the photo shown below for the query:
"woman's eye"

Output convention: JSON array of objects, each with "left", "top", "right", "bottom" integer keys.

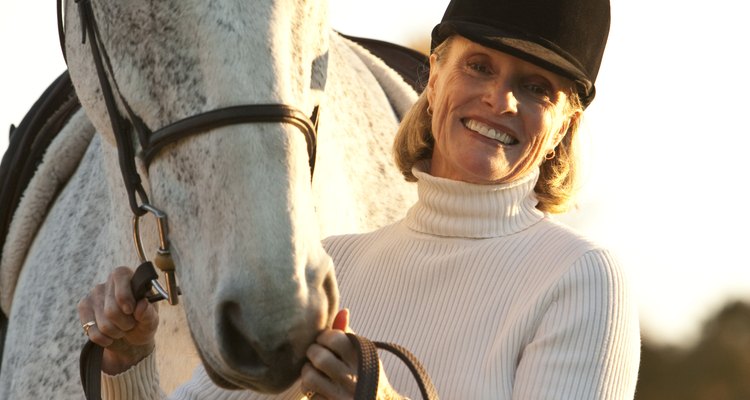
[
  {"left": 468, "top": 62, "right": 491, "bottom": 75},
  {"left": 524, "top": 83, "right": 552, "bottom": 99}
]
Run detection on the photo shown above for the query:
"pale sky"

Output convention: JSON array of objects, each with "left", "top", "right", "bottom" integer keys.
[{"left": 2, "top": 0, "right": 750, "bottom": 347}]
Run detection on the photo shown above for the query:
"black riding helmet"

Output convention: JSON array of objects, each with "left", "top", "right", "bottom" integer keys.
[{"left": 431, "top": 0, "right": 611, "bottom": 107}]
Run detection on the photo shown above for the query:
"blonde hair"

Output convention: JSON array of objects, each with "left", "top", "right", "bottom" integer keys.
[{"left": 392, "top": 37, "right": 585, "bottom": 214}]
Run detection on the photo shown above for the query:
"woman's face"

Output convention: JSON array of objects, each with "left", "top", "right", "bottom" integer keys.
[{"left": 427, "top": 36, "right": 577, "bottom": 184}]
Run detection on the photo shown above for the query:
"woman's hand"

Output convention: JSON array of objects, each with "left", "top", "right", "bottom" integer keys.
[
  {"left": 77, "top": 266, "right": 159, "bottom": 375},
  {"left": 301, "top": 309, "right": 404, "bottom": 400}
]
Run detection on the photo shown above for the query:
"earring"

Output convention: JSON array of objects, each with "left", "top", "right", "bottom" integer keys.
[
  {"left": 427, "top": 105, "right": 433, "bottom": 116},
  {"left": 544, "top": 149, "right": 555, "bottom": 160}
]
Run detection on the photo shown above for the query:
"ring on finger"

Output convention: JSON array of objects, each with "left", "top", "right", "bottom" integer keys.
[
  {"left": 82, "top": 320, "right": 96, "bottom": 336},
  {"left": 304, "top": 390, "right": 316, "bottom": 399}
]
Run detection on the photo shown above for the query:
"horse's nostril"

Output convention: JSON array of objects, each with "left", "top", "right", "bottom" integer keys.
[{"left": 219, "top": 302, "right": 296, "bottom": 372}]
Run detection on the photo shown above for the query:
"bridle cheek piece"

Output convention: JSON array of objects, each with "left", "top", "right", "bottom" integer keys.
[{"left": 59, "top": 0, "right": 320, "bottom": 305}]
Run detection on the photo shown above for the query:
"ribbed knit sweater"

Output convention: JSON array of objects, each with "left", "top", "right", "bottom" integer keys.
[{"left": 102, "top": 166, "right": 640, "bottom": 399}]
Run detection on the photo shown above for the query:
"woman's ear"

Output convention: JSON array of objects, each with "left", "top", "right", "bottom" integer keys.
[
  {"left": 553, "top": 110, "right": 580, "bottom": 148},
  {"left": 426, "top": 53, "right": 439, "bottom": 111}
]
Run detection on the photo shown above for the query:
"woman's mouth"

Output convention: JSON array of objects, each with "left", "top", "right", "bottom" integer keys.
[{"left": 462, "top": 118, "right": 518, "bottom": 145}]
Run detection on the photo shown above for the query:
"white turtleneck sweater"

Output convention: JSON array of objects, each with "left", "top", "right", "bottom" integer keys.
[{"left": 102, "top": 167, "right": 640, "bottom": 399}]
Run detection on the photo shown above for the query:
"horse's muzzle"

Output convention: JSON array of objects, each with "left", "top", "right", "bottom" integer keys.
[{"left": 208, "top": 269, "right": 339, "bottom": 392}]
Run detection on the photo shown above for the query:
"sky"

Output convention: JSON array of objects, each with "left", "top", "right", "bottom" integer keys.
[{"left": 2, "top": 0, "right": 750, "bottom": 347}]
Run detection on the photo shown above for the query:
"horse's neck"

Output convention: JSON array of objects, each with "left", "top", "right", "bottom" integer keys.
[
  {"left": 340, "top": 34, "right": 420, "bottom": 120},
  {"left": 312, "top": 33, "right": 418, "bottom": 238}
]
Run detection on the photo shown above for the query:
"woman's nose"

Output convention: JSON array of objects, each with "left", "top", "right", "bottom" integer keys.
[{"left": 484, "top": 82, "right": 518, "bottom": 115}]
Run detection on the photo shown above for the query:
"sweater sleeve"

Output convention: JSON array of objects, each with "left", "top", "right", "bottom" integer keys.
[
  {"left": 511, "top": 249, "right": 641, "bottom": 400},
  {"left": 101, "top": 352, "right": 167, "bottom": 400}
]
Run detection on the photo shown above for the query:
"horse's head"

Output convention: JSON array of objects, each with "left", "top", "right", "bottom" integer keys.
[{"left": 63, "top": 0, "right": 337, "bottom": 392}]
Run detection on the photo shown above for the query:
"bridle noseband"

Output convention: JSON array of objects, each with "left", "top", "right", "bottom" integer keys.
[{"left": 58, "top": 0, "right": 320, "bottom": 305}]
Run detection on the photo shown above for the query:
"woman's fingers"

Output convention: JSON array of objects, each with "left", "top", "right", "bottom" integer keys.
[
  {"left": 301, "top": 361, "right": 351, "bottom": 400},
  {"left": 315, "top": 329, "right": 359, "bottom": 368},
  {"left": 78, "top": 266, "right": 159, "bottom": 347},
  {"left": 300, "top": 310, "right": 366, "bottom": 398},
  {"left": 109, "top": 266, "right": 137, "bottom": 315},
  {"left": 304, "top": 328, "right": 359, "bottom": 398},
  {"left": 304, "top": 310, "right": 401, "bottom": 399},
  {"left": 99, "top": 267, "right": 137, "bottom": 338},
  {"left": 128, "top": 297, "right": 159, "bottom": 346},
  {"left": 78, "top": 283, "right": 114, "bottom": 346},
  {"left": 78, "top": 266, "right": 160, "bottom": 374},
  {"left": 332, "top": 308, "right": 350, "bottom": 332},
  {"left": 306, "top": 342, "right": 357, "bottom": 393}
]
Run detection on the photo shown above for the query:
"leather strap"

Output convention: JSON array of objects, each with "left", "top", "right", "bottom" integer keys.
[
  {"left": 79, "top": 341, "right": 102, "bottom": 400},
  {"left": 347, "top": 333, "right": 440, "bottom": 400},
  {"left": 143, "top": 104, "right": 318, "bottom": 172},
  {"left": 347, "top": 333, "right": 380, "bottom": 398},
  {"left": 373, "top": 341, "right": 440, "bottom": 399}
]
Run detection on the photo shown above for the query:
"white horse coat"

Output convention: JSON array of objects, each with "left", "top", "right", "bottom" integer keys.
[{"left": 0, "top": 0, "right": 418, "bottom": 397}]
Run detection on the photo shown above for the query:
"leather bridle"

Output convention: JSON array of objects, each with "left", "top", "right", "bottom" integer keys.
[
  {"left": 58, "top": 0, "right": 319, "bottom": 218},
  {"left": 58, "top": 0, "right": 320, "bottom": 304}
]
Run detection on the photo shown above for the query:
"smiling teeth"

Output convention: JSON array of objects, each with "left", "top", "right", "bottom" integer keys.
[{"left": 464, "top": 119, "right": 518, "bottom": 145}]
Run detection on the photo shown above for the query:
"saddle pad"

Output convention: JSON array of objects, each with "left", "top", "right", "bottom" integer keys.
[{"left": 0, "top": 72, "right": 81, "bottom": 271}]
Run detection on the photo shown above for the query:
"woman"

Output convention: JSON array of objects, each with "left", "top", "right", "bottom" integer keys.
[{"left": 79, "top": 0, "right": 640, "bottom": 398}]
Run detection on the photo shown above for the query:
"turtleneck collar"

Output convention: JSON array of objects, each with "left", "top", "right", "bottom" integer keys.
[{"left": 405, "top": 162, "right": 545, "bottom": 238}]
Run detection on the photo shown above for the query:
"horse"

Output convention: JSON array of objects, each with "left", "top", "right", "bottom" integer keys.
[{"left": 0, "top": 0, "right": 422, "bottom": 397}]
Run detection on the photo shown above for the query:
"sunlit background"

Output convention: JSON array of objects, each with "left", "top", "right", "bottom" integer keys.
[{"left": 2, "top": 0, "right": 749, "bottom": 358}]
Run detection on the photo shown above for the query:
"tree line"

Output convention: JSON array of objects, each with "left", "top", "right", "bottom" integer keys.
[{"left": 636, "top": 301, "right": 750, "bottom": 399}]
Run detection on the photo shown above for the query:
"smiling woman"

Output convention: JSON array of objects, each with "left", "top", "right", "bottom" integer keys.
[
  {"left": 394, "top": 38, "right": 588, "bottom": 213},
  {"left": 425, "top": 37, "right": 580, "bottom": 188}
]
